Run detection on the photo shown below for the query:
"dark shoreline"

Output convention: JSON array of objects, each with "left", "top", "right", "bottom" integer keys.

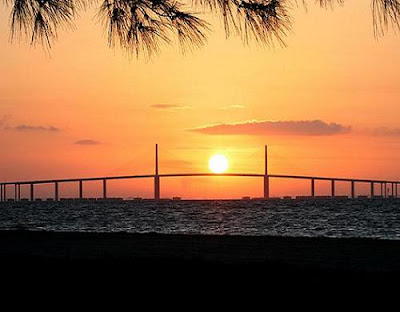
[{"left": 1, "top": 230, "right": 400, "bottom": 285}]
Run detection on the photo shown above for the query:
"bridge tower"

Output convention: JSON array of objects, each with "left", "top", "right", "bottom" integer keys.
[
  {"left": 264, "top": 145, "right": 269, "bottom": 199},
  {"left": 154, "top": 144, "right": 160, "bottom": 200}
]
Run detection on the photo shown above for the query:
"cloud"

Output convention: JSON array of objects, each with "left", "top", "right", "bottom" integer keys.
[
  {"left": 13, "top": 125, "right": 61, "bottom": 132},
  {"left": 75, "top": 139, "right": 102, "bottom": 145},
  {"left": 218, "top": 105, "right": 245, "bottom": 110},
  {"left": 189, "top": 120, "right": 351, "bottom": 136},
  {"left": 0, "top": 118, "right": 61, "bottom": 133},
  {"left": 151, "top": 104, "right": 191, "bottom": 110}
]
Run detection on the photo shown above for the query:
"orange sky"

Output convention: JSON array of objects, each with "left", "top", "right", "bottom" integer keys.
[{"left": 1, "top": 2, "right": 400, "bottom": 199}]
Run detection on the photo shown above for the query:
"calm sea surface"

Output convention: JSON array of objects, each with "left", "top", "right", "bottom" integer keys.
[{"left": 1, "top": 199, "right": 400, "bottom": 239}]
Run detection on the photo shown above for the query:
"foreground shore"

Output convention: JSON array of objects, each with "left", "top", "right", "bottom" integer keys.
[{"left": 1, "top": 230, "right": 400, "bottom": 285}]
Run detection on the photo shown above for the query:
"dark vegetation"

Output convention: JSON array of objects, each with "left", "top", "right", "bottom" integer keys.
[{"left": 2, "top": 0, "right": 400, "bottom": 56}]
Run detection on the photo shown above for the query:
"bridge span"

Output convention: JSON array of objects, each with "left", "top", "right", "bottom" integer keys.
[{"left": 1, "top": 145, "right": 399, "bottom": 201}]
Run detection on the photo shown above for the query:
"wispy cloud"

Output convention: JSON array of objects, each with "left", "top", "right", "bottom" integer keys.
[
  {"left": 0, "top": 117, "right": 61, "bottom": 133},
  {"left": 189, "top": 120, "right": 351, "bottom": 136},
  {"left": 12, "top": 125, "right": 61, "bottom": 132},
  {"left": 75, "top": 139, "right": 102, "bottom": 145},
  {"left": 218, "top": 105, "right": 245, "bottom": 110},
  {"left": 151, "top": 104, "right": 192, "bottom": 110}
]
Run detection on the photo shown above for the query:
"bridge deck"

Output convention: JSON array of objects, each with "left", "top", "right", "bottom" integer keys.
[
  {"left": 1, "top": 144, "right": 398, "bottom": 201},
  {"left": 1, "top": 173, "right": 400, "bottom": 185}
]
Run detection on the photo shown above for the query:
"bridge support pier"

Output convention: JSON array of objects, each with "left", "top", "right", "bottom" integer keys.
[
  {"left": 263, "top": 145, "right": 269, "bottom": 199},
  {"left": 392, "top": 183, "right": 394, "bottom": 198},
  {"left": 103, "top": 179, "right": 107, "bottom": 199},
  {"left": 79, "top": 180, "right": 83, "bottom": 199},
  {"left": 3, "top": 184, "right": 6, "bottom": 201},
  {"left": 0, "top": 184, "right": 3, "bottom": 202},
  {"left": 55, "top": 182, "right": 59, "bottom": 201},
  {"left": 351, "top": 181, "right": 355, "bottom": 199},
  {"left": 154, "top": 176, "right": 160, "bottom": 200},
  {"left": 14, "top": 184, "right": 17, "bottom": 201},
  {"left": 311, "top": 179, "right": 315, "bottom": 198},
  {"left": 264, "top": 175, "right": 269, "bottom": 199},
  {"left": 154, "top": 144, "right": 160, "bottom": 200},
  {"left": 384, "top": 182, "right": 387, "bottom": 198},
  {"left": 17, "top": 184, "right": 21, "bottom": 201},
  {"left": 331, "top": 180, "right": 335, "bottom": 198},
  {"left": 30, "top": 183, "right": 34, "bottom": 201},
  {"left": 371, "top": 182, "right": 375, "bottom": 198}
]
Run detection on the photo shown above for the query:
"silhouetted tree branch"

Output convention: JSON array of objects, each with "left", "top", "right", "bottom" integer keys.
[{"left": 2, "top": 0, "right": 400, "bottom": 56}]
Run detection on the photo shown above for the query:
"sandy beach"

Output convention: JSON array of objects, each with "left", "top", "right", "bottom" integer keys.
[{"left": 1, "top": 230, "right": 399, "bottom": 285}]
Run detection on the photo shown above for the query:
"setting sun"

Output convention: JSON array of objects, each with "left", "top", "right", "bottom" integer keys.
[{"left": 209, "top": 154, "right": 229, "bottom": 173}]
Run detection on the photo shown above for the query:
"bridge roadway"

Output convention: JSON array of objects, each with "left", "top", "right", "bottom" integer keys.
[{"left": 1, "top": 172, "right": 399, "bottom": 201}]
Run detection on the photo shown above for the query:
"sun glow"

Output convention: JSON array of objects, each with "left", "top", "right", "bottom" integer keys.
[{"left": 209, "top": 154, "right": 229, "bottom": 173}]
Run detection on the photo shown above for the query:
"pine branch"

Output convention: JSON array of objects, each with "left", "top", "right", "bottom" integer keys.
[{"left": 4, "top": 0, "right": 400, "bottom": 57}]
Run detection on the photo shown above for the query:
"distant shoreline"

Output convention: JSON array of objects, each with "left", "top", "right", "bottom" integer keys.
[
  {"left": 1, "top": 196, "right": 400, "bottom": 202},
  {"left": 1, "top": 230, "right": 400, "bottom": 283}
]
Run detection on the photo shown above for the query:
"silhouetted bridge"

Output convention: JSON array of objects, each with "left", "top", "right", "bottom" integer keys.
[{"left": 1, "top": 145, "right": 399, "bottom": 201}]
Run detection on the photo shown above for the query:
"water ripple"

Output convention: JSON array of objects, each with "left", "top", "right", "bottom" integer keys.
[{"left": 0, "top": 199, "right": 400, "bottom": 239}]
